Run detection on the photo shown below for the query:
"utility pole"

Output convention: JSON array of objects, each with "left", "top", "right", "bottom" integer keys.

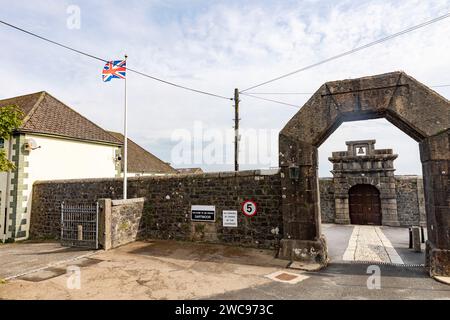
[{"left": 234, "top": 88, "right": 240, "bottom": 172}]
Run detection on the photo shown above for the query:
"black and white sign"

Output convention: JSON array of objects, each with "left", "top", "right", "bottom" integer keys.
[
  {"left": 191, "top": 205, "right": 215, "bottom": 222},
  {"left": 241, "top": 200, "right": 257, "bottom": 217},
  {"left": 222, "top": 210, "right": 238, "bottom": 227}
]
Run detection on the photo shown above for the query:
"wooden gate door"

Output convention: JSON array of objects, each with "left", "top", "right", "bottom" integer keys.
[{"left": 349, "top": 184, "right": 381, "bottom": 225}]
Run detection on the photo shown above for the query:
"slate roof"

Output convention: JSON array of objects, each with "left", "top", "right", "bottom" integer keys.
[
  {"left": 0, "top": 91, "right": 122, "bottom": 145},
  {"left": 176, "top": 168, "right": 204, "bottom": 174},
  {"left": 108, "top": 131, "right": 177, "bottom": 175}
]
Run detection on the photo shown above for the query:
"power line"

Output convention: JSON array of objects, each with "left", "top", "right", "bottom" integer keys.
[
  {"left": 240, "top": 92, "right": 300, "bottom": 108},
  {"left": 242, "top": 82, "right": 450, "bottom": 108},
  {"left": 244, "top": 92, "right": 313, "bottom": 95},
  {"left": 243, "top": 84, "right": 450, "bottom": 96},
  {"left": 0, "top": 19, "right": 233, "bottom": 101},
  {"left": 240, "top": 12, "right": 450, "bottom": 93},
  {"left": 126, "top": 67, "right": 232, "bottom": 100}
]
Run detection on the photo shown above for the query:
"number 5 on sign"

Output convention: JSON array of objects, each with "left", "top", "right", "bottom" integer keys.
[{"left": 241, "top": 200, "right": 257, "bottom": 217}]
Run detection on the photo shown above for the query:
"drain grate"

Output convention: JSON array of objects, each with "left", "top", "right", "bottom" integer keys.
[
  {"left": 265, "top": 270, "right": 309, "bottom": 284},
  {"left": 275, "top": 273, "right": 298, "bottom": 281}
]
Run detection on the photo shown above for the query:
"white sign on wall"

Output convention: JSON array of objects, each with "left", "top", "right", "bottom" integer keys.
[
  {"left": 191, "top": 205, "right": 215, "bottom": 222},
  {"left": 223, "top": 210, "right": 238, "bottom": 227}
]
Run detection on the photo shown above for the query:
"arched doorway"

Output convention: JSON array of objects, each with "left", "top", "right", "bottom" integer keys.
[
  {"left": 348, "top": 184, "right": 381, "bottom": 225},
  {"left": 278, "top": 71, "right": 450, "bottom": 277}
]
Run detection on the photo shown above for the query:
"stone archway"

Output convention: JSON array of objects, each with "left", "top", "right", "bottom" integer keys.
[{"left": 278, "top": 71, "right": 450, "bottom": 277}]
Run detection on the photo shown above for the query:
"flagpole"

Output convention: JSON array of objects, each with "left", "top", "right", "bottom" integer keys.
[{"left": 123, "top": 54, "right": 128, "bottom": 200}]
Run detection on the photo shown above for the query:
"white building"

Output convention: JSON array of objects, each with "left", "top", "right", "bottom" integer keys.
[{"left": 0, "top": 91, "right": 123, "bottom": 241}]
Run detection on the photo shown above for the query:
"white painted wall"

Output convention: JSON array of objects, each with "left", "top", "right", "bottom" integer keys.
[{"left": 25, "top": 134, "right": 118, "bottom": 182}]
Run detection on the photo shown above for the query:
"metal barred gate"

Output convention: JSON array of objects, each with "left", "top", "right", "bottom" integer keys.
[{"left": 61, "top": 202, "right": 99, "bottom": 249}]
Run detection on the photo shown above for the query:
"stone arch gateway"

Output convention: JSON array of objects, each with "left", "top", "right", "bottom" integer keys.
[{"left": 278, "top": 71, "right": 450, "bottom": 277}]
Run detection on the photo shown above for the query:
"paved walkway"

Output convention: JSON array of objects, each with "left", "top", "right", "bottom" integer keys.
[
  {"left": 342, "top": 226, "right": 403, "bottom": 264},
  {"left": 322, "top": 224, "right": 425, "bottom": 265}
]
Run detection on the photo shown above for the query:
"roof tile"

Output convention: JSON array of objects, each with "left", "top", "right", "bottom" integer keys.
[{"left": 0, "top": 91, "right": 121, "bottom": 145}]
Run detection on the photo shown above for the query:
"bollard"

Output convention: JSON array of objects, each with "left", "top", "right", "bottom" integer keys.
[
  {"left": 411, "top": 226, "right": 421, "bottom": 253},
  {"left": 420, "top": 226, "right": 425, "bottom": 244},
  {"left": 77, "top": 224, "right": 83, "bottom": 241},
  {"left": 408, "top": 227, "right": 412, "bottom": 249}
]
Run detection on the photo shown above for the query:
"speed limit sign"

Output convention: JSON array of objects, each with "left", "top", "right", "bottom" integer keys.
[{"left": 241, "top": 200, "right": 257, "bottom": 217}]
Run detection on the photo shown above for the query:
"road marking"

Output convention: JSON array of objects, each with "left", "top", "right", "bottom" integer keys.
[{"left": 343, "top": 226, "right": 359, "bottom": 261}]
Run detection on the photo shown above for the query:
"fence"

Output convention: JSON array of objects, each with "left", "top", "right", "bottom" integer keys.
[{"left": 61, "top": 202, "right": 98, "bottom": 249}]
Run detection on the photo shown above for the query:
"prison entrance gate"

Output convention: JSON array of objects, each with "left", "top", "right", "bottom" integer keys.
[{"left": 349, "top": 184, "right": 381, "bottom": 225}]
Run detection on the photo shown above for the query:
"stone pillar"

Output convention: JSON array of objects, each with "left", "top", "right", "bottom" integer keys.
[
  {"left": 334, "top": 197, "right": 350, "bottom": 224},
  {"left": 380, "top": 170, "right": 400, "bottom": 226},
  {"left": 278, "top": 135, "right": 327, "bottom": 265},
  {"left": 420, "top": 130, "right": 450, "bottom": 277},
  {"left": 380, "top": 197, "right": 400, "bottom": 226},
  {"left": 416, "top": 177, "right": 427, "bottom": 227},
  {"left": 98, "top": 198, "right": 112, "bottom": 251}
]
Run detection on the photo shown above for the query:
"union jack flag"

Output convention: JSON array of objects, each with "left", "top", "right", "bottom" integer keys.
[{"left": 102, "top": 60, "right": 126, "bottom": 82}]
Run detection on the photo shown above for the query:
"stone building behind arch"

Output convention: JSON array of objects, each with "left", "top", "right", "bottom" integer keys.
[{"left": 320, "top": 139, "right": 426, "bottom": 227}]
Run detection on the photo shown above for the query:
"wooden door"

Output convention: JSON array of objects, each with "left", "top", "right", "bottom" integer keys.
[{"left": 349, "top": 184, "right": 381, "bottom": 225}]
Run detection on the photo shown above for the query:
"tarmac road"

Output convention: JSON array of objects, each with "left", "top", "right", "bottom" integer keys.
[{"left": 0, "top": 225, "right": 448, "bottom": 300}]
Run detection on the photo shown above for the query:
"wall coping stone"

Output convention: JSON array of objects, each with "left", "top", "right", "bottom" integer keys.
[
  {"left": 111, "top": 198, "right": 145, "bottom": 206},
  {"left": 258, "top": 169, "right": 280, "bottom": 175},
  {"left": 33, "top": 169, "right": 281, "bottom": 185},
  {"left": 395, "top": 175, "right": 423, "bottom": 180}
]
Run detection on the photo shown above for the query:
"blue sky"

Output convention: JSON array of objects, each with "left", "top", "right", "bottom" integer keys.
[{"left": 1, "top": 0, "right": 449, "bottom": 176}]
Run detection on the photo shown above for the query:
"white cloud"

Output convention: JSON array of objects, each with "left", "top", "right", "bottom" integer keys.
[{"left": 0, "top": 0, "right": 449, "bottom": 175}]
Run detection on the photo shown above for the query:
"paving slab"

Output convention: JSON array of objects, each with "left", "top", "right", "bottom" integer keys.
[
  {"left": 323, "top": 224, "right": 425, "bottom": 265},
  {"left": 380, "top": 226, "right": 426, "bottom": 265}
]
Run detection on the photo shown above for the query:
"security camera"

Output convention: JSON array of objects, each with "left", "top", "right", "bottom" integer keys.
[
  {"left": 24, "top": 138, "right": 40, "bottom": 151},
  {"left": 114, "top": 149, "right": 122, "bottom": 161}
]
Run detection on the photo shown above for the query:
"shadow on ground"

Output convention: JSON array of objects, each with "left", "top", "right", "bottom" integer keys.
[{"left": 128, "top": 240, "right": 288, "bottom": 269}]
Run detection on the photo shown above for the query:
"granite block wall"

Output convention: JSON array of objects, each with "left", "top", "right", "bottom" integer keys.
[{"left": 318, "top": 176, "right": 426, "bottom": 226}]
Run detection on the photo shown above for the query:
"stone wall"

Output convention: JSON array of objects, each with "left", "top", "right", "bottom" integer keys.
[
  {"left": 110, "top": 198, "right": 145, "bottom": 249},
  {"left": 30, "top": 179, "right": 120, "bottom": 238},
  {"left": 30, "top": 170, "right": 283, "bottom": 249}
]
